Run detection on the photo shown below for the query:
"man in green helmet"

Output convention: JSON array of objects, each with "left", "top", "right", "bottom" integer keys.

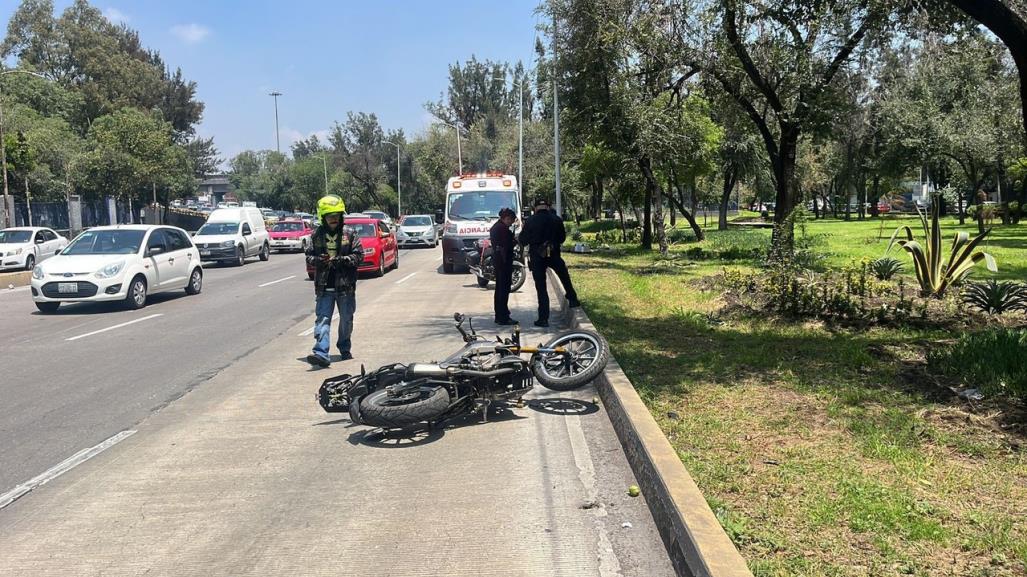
[{"left": 304, "top": 195, "right": 363, "bottom": 367}]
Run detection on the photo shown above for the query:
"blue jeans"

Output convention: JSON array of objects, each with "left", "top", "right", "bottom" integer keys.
[{"left": 312, "top": 290, "right": 356, "bottom": 361}]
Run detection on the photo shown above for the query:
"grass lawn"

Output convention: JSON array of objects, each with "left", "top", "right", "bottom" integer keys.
[{"left": 565, "top": 217, "right": 1027, "bottom": 576}]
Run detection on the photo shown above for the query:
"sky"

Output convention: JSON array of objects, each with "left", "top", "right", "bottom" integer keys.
[{"left": 0, "top": 0, "right": 544, "bottom": 163}]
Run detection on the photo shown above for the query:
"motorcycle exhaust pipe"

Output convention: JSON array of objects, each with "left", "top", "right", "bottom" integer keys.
[{"left": 448, "top": 367, "right": 517, "bottom": 378}]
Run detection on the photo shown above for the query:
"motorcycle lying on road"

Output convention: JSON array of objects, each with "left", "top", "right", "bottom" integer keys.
[
  {"left": 317, "top": 313, "right": 609, "bottom": 430},
  {"left": 465, "top": 239, "right": 527, "bottom": 292}
]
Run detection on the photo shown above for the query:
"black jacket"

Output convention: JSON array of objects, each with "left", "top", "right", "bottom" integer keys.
[
  {"left": 518, "top": 210, "right": 566, "bottom": 259},
  {"left": 305, "top": 224, "right": 363, "bottom": 295},
  {"left": 489, "top": 220, "right": 514, "bottom": 268}
]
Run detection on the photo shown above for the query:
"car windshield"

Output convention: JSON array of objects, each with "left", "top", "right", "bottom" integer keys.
[
  {"left": 63, "top": 230, "right": 145, "bottom": 255},
  {"left": 447, "top": 191, "right": 518, "bottom": 221},
  {"left": 348, "top": 223, "right": 377, "bottom": 238},
  {"left": 0, "top": 230, "right": 32, "bottom": 243},
  {"left": 197, "top": 222, "right": 239, "bottom": 235},
  {"left": 402, "top": 217, "right": 433, "bottom": 227},
  {"left": 272, "top": 222, "right": 304, "bottom": 232}
]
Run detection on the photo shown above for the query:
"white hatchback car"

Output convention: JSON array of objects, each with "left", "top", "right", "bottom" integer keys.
[
  {"left": 31, "top": 225, "right": 203, "bottom": 313},
  {"left": 0, "top": 227, "right": 69, "bottom": 271}
]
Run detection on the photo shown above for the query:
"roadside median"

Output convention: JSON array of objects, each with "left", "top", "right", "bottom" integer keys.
[
  {"left": 1, "top": 270, "right": 32, "bottom": 289},
  {"left": 549, "top": 269, "right": 753, "bottom": 577}
]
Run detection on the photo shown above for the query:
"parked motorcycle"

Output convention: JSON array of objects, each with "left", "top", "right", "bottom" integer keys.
[
  {"left": 465, "top": 239, "right": 527, "bottom": 292},
  {"left": 317, "top": 313, "right": 609, "bottom": 429}
]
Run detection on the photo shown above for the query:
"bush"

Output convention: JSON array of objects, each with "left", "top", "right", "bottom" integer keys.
[
  {"left": 928, "top": 329, "right": 1027, "bottom": 399},
  {"left": 961, "top": 280, "right": 1027, "bottom": 315},
  {"left": 666, "top": 228, "right": 694, "bottom": 244},
  {"left": 570, "top": 228, "right": 584, "bottom": 242},
  {"left": 870, "top": 257, "right": 904, "bottom": 280}
]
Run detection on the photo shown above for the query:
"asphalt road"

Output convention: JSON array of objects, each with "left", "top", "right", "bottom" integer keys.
[{"left": 0, "top": 245, "right": 675, "bottom": 576}]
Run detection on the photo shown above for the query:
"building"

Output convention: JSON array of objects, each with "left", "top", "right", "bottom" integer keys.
[{"left": 196, "top": 174, "right": 234, "bottom": 204}]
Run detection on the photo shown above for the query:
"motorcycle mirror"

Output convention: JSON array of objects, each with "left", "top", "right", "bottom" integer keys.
[
  {"left": 453, "top": 312, "right": 464, "bottom": 323},
  {"left": 360, "top": 364, "right": 366, "bottom": 377}
]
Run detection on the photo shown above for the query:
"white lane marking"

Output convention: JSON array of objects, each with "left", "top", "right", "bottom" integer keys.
[
  {"left": 298, "top": 326, "right": 315, "bottom": 337},
  {"left": 258, "top": 275, "right": 296, "bottom": 288},
  {"left": 395, "top": 272, "right": 417, "bottom": 285},
  {"left": 66, "top": 314, "right": 163, "bottom": 342},
  {"left": 0, "top": 430, "right": 136, "bottom": 510}
]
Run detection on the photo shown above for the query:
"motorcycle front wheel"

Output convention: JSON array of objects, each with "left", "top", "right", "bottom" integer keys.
[
  {"left": 532, "top": 330, "right": 610, "bottom": 391},
  {"left": 358, "top": 386, "right": 450, "bottom": 428}
]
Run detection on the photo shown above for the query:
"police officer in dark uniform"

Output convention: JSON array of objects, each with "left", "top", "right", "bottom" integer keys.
[
  {"left": 490, "top": 207, "right": 517, "bottom": 325},
  {"left": 518, "top": 196, "right": 580, "bottom": 328}
]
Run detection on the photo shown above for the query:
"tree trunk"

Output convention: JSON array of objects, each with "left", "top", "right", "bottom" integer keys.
[
  {"left": 653, "top": 173, "right": 668, "bottom": 254},
  {"left": 639, "top": 158, "right": 654, "bottom": 250},
  {"left": 718, "top": 166, "right": 736, "bottom": 230},
  {"left": 869, "top": 175, "right": 880, "bottom": 218},
  {"left": 666, "top": 187, "right": 706, "bottom": 241},
  {"left": 770, "top": 126, "right": 799, "bottom": 254},
  {"left": 612, "top": 194, "right": 628, "bottom": 242}
]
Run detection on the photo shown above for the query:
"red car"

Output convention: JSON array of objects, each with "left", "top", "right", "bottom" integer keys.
[
  {"left": 269, "top": 219, "right": 312, "bottom": 253},
  {"left": 305, "top": 217, "right": 399, "bottom": 279}
]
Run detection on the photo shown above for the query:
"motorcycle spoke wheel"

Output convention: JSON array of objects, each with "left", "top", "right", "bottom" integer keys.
[{"left": 532, "top": 331, "right": 610, "bottom": 391}]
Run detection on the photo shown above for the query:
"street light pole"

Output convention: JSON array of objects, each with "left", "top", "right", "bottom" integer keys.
[
  {"left": 384, "top": 141, "right": 402, "bottom": 217},
  {"left": 0, "top": 69, "right": 49, "bottom": 228},
  {"left": 269, "top": 91, "right": 283, "bottom": 154},
  {"left": 435, "top": 119, "right": 464, "bottom": 174},
  {"left": 552, "top": 12, "right": 562, "bottom": 217}
]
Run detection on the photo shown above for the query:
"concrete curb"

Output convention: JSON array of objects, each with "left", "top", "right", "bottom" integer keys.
[
  {"left": 1, "top": 270, "right": 32, "bottom": 288},
  {"left": 548, "top": 268, "right": 753, "bottom": 577}
]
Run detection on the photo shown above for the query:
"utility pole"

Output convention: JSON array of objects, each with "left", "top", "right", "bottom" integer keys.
[
  {"left": 552, "top": 11, "right": 562, "bottom": 217},
  {"left": 384, "top": 141, "right": 402, "bottom": 217},
  {"left": 435, "top": 119, "right": 464, "bottom": 174},
  {"left": 519, "top": 77, "right": 525, "bottom": 205},
  {"left": 269, "top": 91, "right": 283, "bottom": 154}
]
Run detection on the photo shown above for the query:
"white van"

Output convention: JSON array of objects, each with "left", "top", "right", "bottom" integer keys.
[
  {"left": 193, "top": 207, "right": 271, "bottom": 266},
  {"left": 440, "top": 172, "right": 520, "bottom": 273}
]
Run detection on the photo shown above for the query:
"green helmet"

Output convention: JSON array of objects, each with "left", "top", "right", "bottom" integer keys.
[{"left": 317, "top": 195, "right": 346, "bottom": 221}]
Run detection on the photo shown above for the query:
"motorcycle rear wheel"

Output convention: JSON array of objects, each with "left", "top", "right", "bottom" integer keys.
[
  {"left": 511, "top": 262, "right": 526, "bottom": 292},
  {"left": 532, "top": 330, "right": 610, "bottom": 391},
  {"left": 358, "top": 386, "right": 450, "bottom": 428},
  {"left": 477, "top": 275, "right": 489, "bottom": 288}
]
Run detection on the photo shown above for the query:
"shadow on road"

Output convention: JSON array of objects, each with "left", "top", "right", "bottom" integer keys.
[
  {"left": 32, "top": 292, "right": 190, "bottom": 316},
  {"left": 347, "top": 425, "right": 445, "bottom": 448},
  {"left": 527, "top": 398, "right": 599, "bottom": 417}
]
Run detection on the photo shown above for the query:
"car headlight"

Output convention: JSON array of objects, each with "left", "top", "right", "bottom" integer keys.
[
  {"left": 32, "top": 265, "right": 45, "bottom": 280},
  {"left": 95, "top": 260, "right": 125, "bottom": 279},
  {"left": 221, "top": 240, "right": 235, "bottom": 247},
  {"left": 363, "top": 247, "right": 375, "bottom": 255},
  {"left": 7, "top": 248, "right": 24, "bottom": 256}
]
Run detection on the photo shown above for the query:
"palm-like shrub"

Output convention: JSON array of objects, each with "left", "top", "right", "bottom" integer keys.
[
  {"left": 870, "top": 257, "right": 903, "bottom": 280},
  {"left": 888, "top": 199, "right": 996, "bottom": 297},
  {"left": 962, "top": 280, "right": 1027, "bottom": 315}
]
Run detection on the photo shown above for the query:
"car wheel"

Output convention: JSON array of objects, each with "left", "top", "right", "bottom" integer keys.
[
  {"left": 35, "top": 301, "right": 59, "bottom": 313},
  {"left": 125, "top": 276, "right": 147, "bottom": 310},
  {"left": 185, "top": 268, "right": 203, "bottom": 295},
  {"left": 391, "top": 249, "right": 399, "bottom": 270},
  {"left": 235, "top": 246, "right": 245, "bottom": 267},
  {"left": 259, "top": 243, "right": 270, "bottom": 261},
  {"left": 374, "top": 256, "right": 386, "bottom": 277},
  {"left": 443, "top": 262, "right": 455, "bottom": 274},
  {"left": 24, "top": 254, "right": 35, "bottom": 271}
]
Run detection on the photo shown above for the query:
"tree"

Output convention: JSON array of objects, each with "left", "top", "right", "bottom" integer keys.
[
  {"left": 184, "top": 136, "right": 221, "bottom": 178},
  {"left": 678, "top": 0, "right": 899, "bottom": 254}
]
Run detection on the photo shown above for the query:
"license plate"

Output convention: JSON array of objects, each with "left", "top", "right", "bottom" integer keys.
[
  {"left": 200, "top": 250, "right": 211, "bottom": 256},
  {"left": 58, "top": 282, "right": 77, "bottom": 294}
]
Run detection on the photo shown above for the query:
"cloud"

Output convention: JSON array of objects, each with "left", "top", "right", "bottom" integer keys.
[
  {"left": 282, "top": 127, "right": 332, "bottom": 147},
  {"left": 103, "top": 7, "right": 129, "bottom": 24},
  {"left": 170, "top": 23, "right": 211, "bottom": 45}
]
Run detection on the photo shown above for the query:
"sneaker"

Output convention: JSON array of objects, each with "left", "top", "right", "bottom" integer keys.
[
  {"left": 338, "top": 351, "right": 354, "bottom": 361},
  {"left": 568, "top": 299, "right": 581, "bottom": 308},
  {"left": 306, "top": 354, "right": 330, "bottom": 368},
  {"left": 534, "top": 320, "right": 549, "bottom": 328},
  {"left": 495, "top": 318, "right": 517, "bottom": 326}
]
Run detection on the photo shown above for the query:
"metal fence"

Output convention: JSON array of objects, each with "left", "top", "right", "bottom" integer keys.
[{"left": 7, "top": 200, "right": 140, "bottom": 233}]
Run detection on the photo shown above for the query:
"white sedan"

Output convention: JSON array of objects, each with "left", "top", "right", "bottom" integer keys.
[
  {"left": 0, "top": 227, "right": 68, "bottom": 272},
  {"left": 31, "top": 225, "right": 203, "bottom": 314}
]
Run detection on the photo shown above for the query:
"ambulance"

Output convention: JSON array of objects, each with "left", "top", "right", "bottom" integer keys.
[{"left": 440, "top": 172, "right": 520, "bottom": 273}]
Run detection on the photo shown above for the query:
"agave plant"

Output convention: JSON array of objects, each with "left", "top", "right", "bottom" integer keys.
[
  {"left": 870, "top": 257, "right": 903, "bottom": 281},
  {"left": 888, "top": 198, "right": 997, "bottom": 297},
  {"left": 962, "top": 280, "right": 1027, "bottom": 315}
]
